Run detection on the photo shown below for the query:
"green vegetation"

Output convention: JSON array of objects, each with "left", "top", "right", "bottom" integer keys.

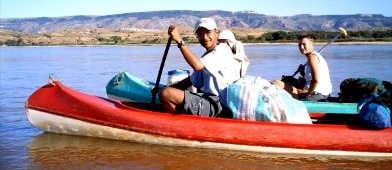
[
  {"left": 238, "top": 29, "right": 392, "bottom": 43},
  {"left": 1, "top": 29, "right": 392, "bottom": 46},
  {"left": 97, "top": 37, "right": 106, "bottom": 42},
  {"left": 110, "top": 36, "right": 122, "bottom": 44},
  {"left": 3, "top": 39, "right": 24, "bottom": 46}
]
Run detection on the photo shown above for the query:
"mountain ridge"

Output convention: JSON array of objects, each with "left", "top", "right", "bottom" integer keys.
[{"left": 1, "top": 10, "right": 391, "bottom": 33}]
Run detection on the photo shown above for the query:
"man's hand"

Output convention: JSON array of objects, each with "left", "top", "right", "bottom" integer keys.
[
  {"left": 297, "top": 64, "right": 305, "bottom": 76},
  {"left": 168, "top": 25, "right": 183, "bottom": 43},
  {"left": 297, "top": 76, "right": 306, "bottom": 89},
  {"left": 297, "top": 88, "right": 308, "bottom": 94}
]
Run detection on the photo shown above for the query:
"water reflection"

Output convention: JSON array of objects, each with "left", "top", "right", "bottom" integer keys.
[{"left": 29, "top": 133, "right": 392, "bottom": 169}]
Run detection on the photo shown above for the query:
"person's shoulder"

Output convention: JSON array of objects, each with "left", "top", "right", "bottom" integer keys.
[
  {"left": 311, "top": 51, "right": 324, "bottom": 58},
  {"left": 310, "top": 51, "right": 319, "bottom": 55},
  {"left": 308, "top": 53, "right": 318, "bottom": 61},
  {"left": 309, "top": 51, "right": 320, "bottom": 58},
  {"left": 215, "top": 43, "right": 231, "bottom": 51},
  {"left": 214, "top": 43, "right": 232, "bottom": 55}
]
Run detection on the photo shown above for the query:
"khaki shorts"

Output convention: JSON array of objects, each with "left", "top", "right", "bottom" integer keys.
[{"left": 182, "top": 91, "right": 223, "bottom": 117}]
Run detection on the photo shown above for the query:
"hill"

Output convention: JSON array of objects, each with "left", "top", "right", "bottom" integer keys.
[{"left": 1, "top": 10, "right": 391, "bottom": 33}]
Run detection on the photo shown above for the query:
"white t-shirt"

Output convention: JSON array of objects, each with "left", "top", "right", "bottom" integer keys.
[
  {"left": 190, "top": 43, "right": 241, "bottom": 106},
  {"left": 304, "top": 51, "right": 332, "bottom": 95}
]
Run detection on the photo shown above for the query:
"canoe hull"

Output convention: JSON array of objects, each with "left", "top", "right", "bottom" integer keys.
[
  {"left": 26, "top": 108, "right": 392, "bottom": 157},
  {"left": 26, "top": 81, "right": 392, "bottom": 157}
]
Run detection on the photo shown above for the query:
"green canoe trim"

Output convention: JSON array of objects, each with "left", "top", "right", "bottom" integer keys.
[{"left": 303, "top": 101, "right": 358, "bottom": 114}]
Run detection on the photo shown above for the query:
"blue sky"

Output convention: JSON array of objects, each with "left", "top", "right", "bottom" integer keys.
[{"left": 1, "top": 0, "right": 391, "bottom": 19}]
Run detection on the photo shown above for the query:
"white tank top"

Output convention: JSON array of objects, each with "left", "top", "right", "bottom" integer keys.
[{"left": 304, "top": 51, "right": 332, "bottom": 95}]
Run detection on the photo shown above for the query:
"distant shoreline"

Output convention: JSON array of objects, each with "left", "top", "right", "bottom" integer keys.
[
  {"left": 2, "top": 27, "right": 392, "bottom": 47},
  {"left": 245, "top": 41, "right": 392, "bottom": 45},
  {"left": 2, "top": 41, "right": 392, "bottom": 47}
]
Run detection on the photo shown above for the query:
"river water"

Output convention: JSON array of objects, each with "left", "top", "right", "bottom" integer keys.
[{"left": 1, "top": 45, "right": 392, "bottom": 169}]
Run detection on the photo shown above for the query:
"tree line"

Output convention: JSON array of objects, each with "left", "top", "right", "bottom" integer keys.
[
  {"left": 2, "top": 29, "right": 392, "bottom": 46},
  {"left": 237, "top": 29, "right": 392, "bottom": 43}
]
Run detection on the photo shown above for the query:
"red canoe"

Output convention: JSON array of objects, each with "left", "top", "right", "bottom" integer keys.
[{"left": 25, "top": 81, "right": 392, "bottom": 157}]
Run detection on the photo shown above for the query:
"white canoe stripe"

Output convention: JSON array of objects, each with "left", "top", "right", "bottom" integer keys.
[{"left": 26, "top": 108, "right": 392, "bottom": 157}]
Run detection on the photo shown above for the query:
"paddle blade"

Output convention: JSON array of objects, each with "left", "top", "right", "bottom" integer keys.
[{"left": 339, "top": 27, "right": 348, "bottom": 38}]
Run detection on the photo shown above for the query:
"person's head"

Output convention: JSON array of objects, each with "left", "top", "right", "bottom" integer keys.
[
  {"left": 218, "top": 30, "right": 238, "bottom": 54},
  {"left": 218, "top": 30, "right": 236, "bottom": 43},
  {"left": 298, "top": 34, "right": 314, "bottom": 55},
  {"left": 194, "top": 18, "right": 220, "bottom": 51}
]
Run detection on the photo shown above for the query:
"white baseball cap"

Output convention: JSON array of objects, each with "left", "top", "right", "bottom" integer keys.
[
  {"left": 218, "top": 30, "right": 236, "bottom": 42},
  {"left": 194, "top": 18, "right": 218, "bottom": 32}
]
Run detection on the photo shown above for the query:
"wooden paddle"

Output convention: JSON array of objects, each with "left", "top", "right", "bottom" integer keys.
[{"left": 151, "top": 37, "right": 173, "bottom": 104}]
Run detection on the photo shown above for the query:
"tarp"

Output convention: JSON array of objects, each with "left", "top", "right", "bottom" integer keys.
[{"left": 226, "top": 76, "right": 312, "bottom": 124}]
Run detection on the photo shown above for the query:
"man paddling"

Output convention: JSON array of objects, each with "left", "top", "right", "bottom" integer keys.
[{"left": 159, "top": 18, "right": 240, "bottom": 117}]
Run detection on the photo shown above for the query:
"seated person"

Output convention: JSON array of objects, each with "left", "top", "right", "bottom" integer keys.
[
  {"left": 159, "top": 18, "right": 241, "bottom": 118},
  {"left": 218, "top": 30, "right": 250, "bottom": 77},
  {"left": 273, "top": 34, "right": 332, "bottom": 101}
]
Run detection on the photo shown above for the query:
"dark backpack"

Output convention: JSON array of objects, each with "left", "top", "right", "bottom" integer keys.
[{"left": 339, "top": 78, "right": 392, "bottom": 110}]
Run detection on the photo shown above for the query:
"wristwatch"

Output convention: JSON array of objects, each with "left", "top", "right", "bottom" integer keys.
[{"left": 177, "top": 40, "right": 186, "bottom": 48}]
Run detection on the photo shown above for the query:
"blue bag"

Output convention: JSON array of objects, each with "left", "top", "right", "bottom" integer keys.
[{"left": 358, "top": 93, "right": 391, "bottom": 129}]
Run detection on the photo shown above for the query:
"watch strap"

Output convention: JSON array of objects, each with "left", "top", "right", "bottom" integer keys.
[{"left": 177, "top": 40, "right": 186, "bottom": 48}]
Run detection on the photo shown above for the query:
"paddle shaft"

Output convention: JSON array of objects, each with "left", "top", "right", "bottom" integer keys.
[
  {"left": 151, "top": 37, "right": 172, "bottom": 104},
  {"left": 292, "top": 32, "right": 342, "bottom": 77},
  {"left": 318, "top": 32, "right": 342, "bottom": 54}
]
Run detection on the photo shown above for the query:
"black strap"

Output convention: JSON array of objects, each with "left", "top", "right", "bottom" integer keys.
[{"left": 364, "top": 95, "right": 390, "bottom": 111}]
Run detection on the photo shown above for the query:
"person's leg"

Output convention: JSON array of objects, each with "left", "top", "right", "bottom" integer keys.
[
  {"left": 273, "top": 79, "right": 299, "bottom": 98},
  {"left": 273, "top": 79, "right": 285, "bottom": 88},
  {"left": 159, "top": 87, "right": 185, "bottom": 114}
]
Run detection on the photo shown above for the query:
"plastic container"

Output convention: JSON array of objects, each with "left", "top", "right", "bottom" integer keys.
[{"left": 167, "top": 69, "right": 197, "bottom": 93}]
